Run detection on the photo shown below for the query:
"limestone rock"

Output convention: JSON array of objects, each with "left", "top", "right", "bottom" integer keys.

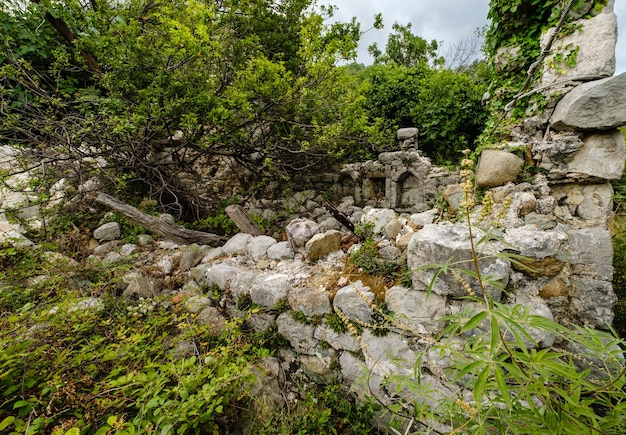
[
  {"left": 305, "top": 230, "right": 341, "bottom": 262},
  {"left": 180, "top": 243, "right": 206, "bottom": 271},
  {"left": 121, "top": 272, "right": 160, "bottom": 299},
  {"left": 299, "top": 352, "right": 338, "bottom": 384},
  {"left": 408, "top": 223, "right": 510, "bottom": 299},
  {"left": 93, "top": 222, "right": 121, "bottom": 241},
  {"left": 397, "top": 127, "right": 419, "bottom": 140},
  {"left": 313, "top": 323, "right": 360, "bottom": 352},
  {"left": 504, "top": 225, "right": 568, "bottom": 260},
  {"left": 288, "top": 286, "right": 331, "bottom": 316},
  {"left": 475, "top": 149, "right": 524, "bottom": 188},
  {"left": 361, "top": 330, "right": 417, "bottom": 376},
  {"left": 385, "top": 286, "right": 446, "bottom": 331},
  {"left": 333, "top": 281, "right": 374, "bottom": 323},
  {"left": 205, "top": 263, "right": 242, "bottom": 290},
  {"left": 513, "top": 295, "right": 556, "bottom": 347},
  {"left": 285, "top": 218, "right": 320, "bottom": 252},
  {"left": 247, "top": 235, "right": 277, "bottom": 261},
  {"left": 407, "top": 209, "right": 439, "bottom": 229},
  {"left": 568, "top": 227, "right": 613, "bottom": 265},
  {"left": 383, "top": 219, "right": 402, "bottom": 240},
  {"left": 276, "top": 312, "right": 317, "bottom": 354},
  {"left": 230, "top": 270, "right": 259, "bottom": 301},
  {"left": 566, "top": 130, "right": 626, "bottom": 180},
  {"left": 184, "top": 295, "right": 212, "bottom": 314},
  {"left": 267, "top": 241, "right": 294, "bottom": 260},
  {"left": 541, "top": 11, "right": 617, "bottom": 86},
  {"left": 196, "top": 306, "right": 228, "bottom": 335},
  {"left": 442, "top": 184, "right": 465, "bottom": 211},
  {"left": 222, "top": 233, "right": 253, "bottom": 255},
  {"left": 250, "top": 273, "right": 291, "bottom": 308},
  {"left": 570, "top": 277, "right": 617, "bottom": 328},
  {"left": 551, "top": 72, "right": 626, "bottom": 131},
  {"left": 361, "top": 208, "right": 397, "bottom": 234}
]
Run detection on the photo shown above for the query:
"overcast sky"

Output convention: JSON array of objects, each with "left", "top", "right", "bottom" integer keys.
[{"left": 323, "top": 0, "right": 626, "bottom": 74}]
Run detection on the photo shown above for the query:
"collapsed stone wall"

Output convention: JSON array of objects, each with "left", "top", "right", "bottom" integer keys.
[{"left": 1, "top": 1, "right": 625, "bottom": 429}]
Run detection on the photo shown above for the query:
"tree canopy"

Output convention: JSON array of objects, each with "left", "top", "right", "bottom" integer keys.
[{"left": 1, "top": 0, "right": 488, "bottom": 218}]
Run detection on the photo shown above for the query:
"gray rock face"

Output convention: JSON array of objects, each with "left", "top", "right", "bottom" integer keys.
[
  {"left": 408, "top": 209, "right": 439, "bottom": 229},
  {"left": 285, "top": 218, "right": 320, "bottom": 252},
  {"left": 276, "top": 312, "right": 317, "bottom": 354},
  {"left": 267, "top": 241, "right": 294, "bottom": 260},
  {"left": 250, "top": 273, "right": 291, "bottom": 308},
  {"left": 121, "top": 272, "right": 160, "bottom": 299},
  {"left": 541, "top": 11, "right": 617, "bottom": 86},
  {"left": 93, "top": 222, "right": 121, "bottom": 241},
  {"left": 568, "top": 227, "right": 613, "bottom": 265},
  {"left": 180, "top": 243, "right": 206, "bottom": 271},
  {"left": 566, "top": 130, "right": 626, "bottom": 180},
  {"left": 475, "top": 149, "right": 524, "bottom": 188},
  {"left": 230, "top": 270, "right": 259, "bottom": 301},
  {"left": 247, "top": 235, "right": 277, "bottom": 261},
  {"left": 305, "top": 230, "right": 341, "bottom": 262},
  {"left": 551, "top": 72, "right": 626, "bottom": 131},
  {"left": 184, "top": 295, "right": 212, "bottom": 314},
  {"left": 570, "top": 277, "right": 617, "bottom": 328},
  {"left": 196, "top": 306, "right": 228, "bottom": 335},
  {"left": 397, "top": 127, "right": 418, "bottom": 140},
  {"left": 222, "top": 233, "right": 253, "bottom": 255},
  {"left": 288, "top": 286, "right": 330, "bottom": 316},
  {"left": 551, "top": 183, "right": 614, "bottom": 221},
  {"left": 408, "top": 223, "right": 510, "bottom": 299},
  {"left": 361, "top": 208, "right": 397, "bottom": 234},
  {"left": 504, "top": 225, "right": 568, "bottom": 260},
  {"left": 202, "top": 263, "right": 242, "bottom": 290},
  {"left": 361, "top": 330, "right": 417, "bottom": 376},
  {"left": 333, "top": 281, "right": 374, "bottom": 323},
  {"left": 385, "top": 286, "right": 447, "bottom": 331},
  {"left": 313, "top": 323, "right": 360, "bottom": 352}
]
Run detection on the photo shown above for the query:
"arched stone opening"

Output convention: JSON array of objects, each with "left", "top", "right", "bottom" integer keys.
[{"left": 395, "top": 171, "right": 424, "bottom": 209}]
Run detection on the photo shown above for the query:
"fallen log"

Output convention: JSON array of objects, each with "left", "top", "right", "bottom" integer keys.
[
  {"left": 225, "top": 205, "right": 262, "bottom": 235},
  {"left": 95, "top": 192, "right": 227, "bottom": 246}
]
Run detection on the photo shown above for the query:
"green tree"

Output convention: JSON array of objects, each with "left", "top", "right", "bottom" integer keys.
[
  {"left": 0, "top": 0, "right": 384, "bottom": 219},
  {"left": 368, "top": 22, "right": 440, "bottom": 67}
]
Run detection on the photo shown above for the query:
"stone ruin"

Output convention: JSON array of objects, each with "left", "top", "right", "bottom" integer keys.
[{"left": 0, "top": 1, "right": 625, "bottom": 430}]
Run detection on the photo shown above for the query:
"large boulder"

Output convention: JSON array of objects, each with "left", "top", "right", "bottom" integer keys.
[
  {"left": 333, "top": 281, "right": 374, "bottom": 323},
  {"left": 541, "top": 9, "right": 617, "bottom": 85},
  {"left": 285, "top": 218, "right": 319, "bottom": 252},
  {"left": 475, "top": 149, "right": 524, "bottom": 188},
  {"left": 565, "top": 130, "right": 626, "bottom": 180},
  {"left": 305, "top": 230, "right": 341, "bottom": 262},
  {"left": 361, "top": 208, "right": 397, "bottom": 234},
  {"left": 550, "top": 72, "right": 626, "bottom": 131},
  {"left": 407, "top": 223, "right": 510, "bottom": 300}
]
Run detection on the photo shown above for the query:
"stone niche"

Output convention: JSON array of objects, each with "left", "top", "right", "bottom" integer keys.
[{"left": 337, "top": 143, "right": 458, "bottom": 213}]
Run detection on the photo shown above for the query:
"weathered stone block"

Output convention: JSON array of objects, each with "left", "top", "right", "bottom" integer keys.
[
  {"left": 551, "top": 72, "right": 626, "bottom": 131},
  {"left": 333, "top": 281, "right": 374, "bottom": 323},
  {"left": 250, "top": 273, "right": 292, "bottom": 308},
  {"left": 408, "top": 223, "right": 510, "bottom": 299},
  {"left": 305, "top": 230, "right": 341, "bottom": 262},
  {"left": 475, "top": 149, "right": 524, "bottom": 188}
]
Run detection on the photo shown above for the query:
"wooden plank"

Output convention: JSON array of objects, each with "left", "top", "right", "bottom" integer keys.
[
  {"left": 225, "top": 205, "right": 262, "bottom": 235},
  {"left": 95, "top": 192, "right": 227, "bottom": 246}
]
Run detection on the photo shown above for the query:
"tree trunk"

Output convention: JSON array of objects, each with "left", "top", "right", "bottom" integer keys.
[
  {"left": 225, "top": 205, "right": 262, "bottom": 235},
  {"left": 96, "top": 192, "right": 227, "bottom": 246}
]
